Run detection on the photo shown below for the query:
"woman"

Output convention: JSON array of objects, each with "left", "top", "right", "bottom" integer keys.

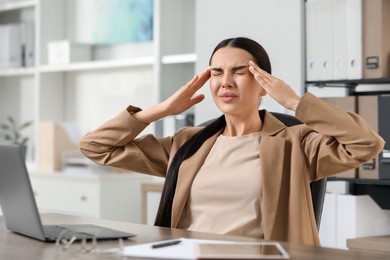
[{"left": 79, "top": 37, "right": 384, "bottom": 246}]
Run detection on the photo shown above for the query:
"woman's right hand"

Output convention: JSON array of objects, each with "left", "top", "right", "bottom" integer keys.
[
  {"left": 161, "top": 67, "right": 211, "bottom": 115},
  {"left": 133, "top": 68, "right": 211, "bottom": 124}
]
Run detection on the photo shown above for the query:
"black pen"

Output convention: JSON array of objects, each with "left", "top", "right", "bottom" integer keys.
[{"left": 151, "top": 240, "right": 182, "bottom": 249}]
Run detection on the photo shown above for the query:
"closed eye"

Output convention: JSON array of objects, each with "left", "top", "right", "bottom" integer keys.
[
  {"left": 211, "top": 66, "right": 248, "bottom": 76},
  {"left": 211, "top": 68, "right": 223, "bottom": 76},
  {"left": 232, "top": 65, "right": 249, "bottom": 75}
]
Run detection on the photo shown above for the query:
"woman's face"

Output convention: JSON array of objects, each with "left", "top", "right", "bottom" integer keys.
[{"left": 209, "top": 47, "right": 266, "bottom": 117}]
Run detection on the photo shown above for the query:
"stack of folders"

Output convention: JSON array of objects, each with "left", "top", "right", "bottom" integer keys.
[
  {"left": 0, "top": 21, "right": 34, "bottom": 69},
  {"left": 305, "top": 0, "right": 390, "bottom": 81}
]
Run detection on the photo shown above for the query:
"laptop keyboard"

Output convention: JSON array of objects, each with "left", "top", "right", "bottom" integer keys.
[
  {"left": 44, "top": 225, "right": 90, "bottom": 240},
  {"left": 43, "top": 224, "right": 135, "bottom": 241}
]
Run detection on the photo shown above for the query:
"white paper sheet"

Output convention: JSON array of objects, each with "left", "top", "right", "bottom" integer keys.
[{"left": 105, "top": 238, "right": 227, "bottom": 259}]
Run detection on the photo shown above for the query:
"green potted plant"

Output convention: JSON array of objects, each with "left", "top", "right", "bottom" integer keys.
[{"left": 0, "top": 116, "right": 33, "bottom": 157}]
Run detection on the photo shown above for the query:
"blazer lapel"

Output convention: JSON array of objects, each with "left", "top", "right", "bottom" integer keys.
[
  {"left": 171, "top": 130, "right": 221, "bottom": 227},
  {"left": 260, "top": 136, "right": 286, "bottom": 240},
  {"left": 260, "top": 110, "right": 289, "bottom": 240}
]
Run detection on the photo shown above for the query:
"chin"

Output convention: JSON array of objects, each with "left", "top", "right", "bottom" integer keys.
[{"left": 216, "top": 105, "right": 237, "bottom": 115}]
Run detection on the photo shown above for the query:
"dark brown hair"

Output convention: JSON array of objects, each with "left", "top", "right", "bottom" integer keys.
[
  {"left": 154, "top": 37, "right": 271, "bottom": 227},
  {"left": 209, "top": 37, "right": 271, "bottom": 73}
]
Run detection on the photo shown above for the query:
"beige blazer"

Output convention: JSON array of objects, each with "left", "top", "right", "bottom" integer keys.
[{"left": 79, "top": 93, "right": 384, "bottom": 246}]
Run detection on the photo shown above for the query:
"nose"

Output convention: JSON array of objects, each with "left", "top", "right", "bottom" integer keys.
[{"left": 221, "top": 73, "right": 233, "bottom": 89}]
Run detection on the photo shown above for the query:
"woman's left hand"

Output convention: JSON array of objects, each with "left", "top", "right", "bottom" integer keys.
[{"left": 248, "top": 61, "right": 301, "bottom": 111}]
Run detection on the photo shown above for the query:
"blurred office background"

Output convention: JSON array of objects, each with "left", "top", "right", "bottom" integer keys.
[{"left": 1, "top": 0, "right": 390, "bottom": 250}]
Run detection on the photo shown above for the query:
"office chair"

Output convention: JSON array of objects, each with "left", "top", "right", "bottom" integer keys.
[{"left": 198, "top": 112, "right": 327, "bottom": 231}]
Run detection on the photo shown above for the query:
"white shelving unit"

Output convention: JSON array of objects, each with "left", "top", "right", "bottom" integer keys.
[
  {"left": 0, "top": 67, "right": 35, "bottom": 76},
  {"left": 0, "top": 0, "right": 195, "bottom": 223},
  {"left": 0, "top": 0, "right": 196, "bottom": 164},
  {"left": 39, "top": 57, "right": 155, "bottom": 73},
  {"left": 0, "top": 0, "right": 35, "bottom": 12}
]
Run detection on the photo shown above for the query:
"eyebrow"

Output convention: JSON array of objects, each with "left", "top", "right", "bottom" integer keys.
[{"left": 211, "top": 65, "right": 248, "bottom": 73}]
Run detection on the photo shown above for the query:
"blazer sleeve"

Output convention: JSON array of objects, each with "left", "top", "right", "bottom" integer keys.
[
  {"left": 295, "top": 93, "right": 385, "bottom": 180},
  {"left": 79, "top": 105, "right": 173, "bottom": 177}
]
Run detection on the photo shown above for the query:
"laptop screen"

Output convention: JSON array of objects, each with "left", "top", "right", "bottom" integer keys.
[
  {"left": 0, "top": 144, "right": 136, "bottom": 242},
  {"left": 0, "top": 144, "right": 47, "bottom": 240}
]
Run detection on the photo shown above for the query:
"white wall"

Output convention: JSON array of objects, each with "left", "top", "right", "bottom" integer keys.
[{"left": 194, "top": 0, "right": 304, "bottom": 124}]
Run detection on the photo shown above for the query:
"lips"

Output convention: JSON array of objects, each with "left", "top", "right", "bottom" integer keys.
[
  {"left": 219, "top": 92, "right": 238, "bottom": 102},
  {"left": 219, "top": 92, "right": 237, "bottom": 98}
]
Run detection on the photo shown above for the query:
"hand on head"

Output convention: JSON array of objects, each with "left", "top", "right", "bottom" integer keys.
[
  {"left": 248, "top": 61, "right": 301, "bottom": 111},
  {"left": 161, "top": 67, "right": 211, "bottom": 116}
]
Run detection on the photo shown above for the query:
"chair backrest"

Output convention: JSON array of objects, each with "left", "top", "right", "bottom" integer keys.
[{"left": 199, "top": 112, "right": 327, "bottom": 231}]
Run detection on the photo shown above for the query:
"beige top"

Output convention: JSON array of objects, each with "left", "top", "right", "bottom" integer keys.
[{"left": 178, "top": 132, "right": 264, "bottom": 238}]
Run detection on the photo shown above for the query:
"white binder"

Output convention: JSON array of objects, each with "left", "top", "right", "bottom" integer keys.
[
  {"left": 0, "top": 24, "right": 22, "bottom": 68},
  {"left": 305, "top": 0, "right": 321, "bottom": 81},
  {"left": 24, "top": 21, "right": 35, "bottom": 67},
  {"left": 0, "top": 26, "right": 6, "bottom": 68},
  {"left": 306, "top": 0, "right": 364, "bottom": 81},
  {"left": 306, "top": 0, "right": 334, "bottom": 81},
  {"left": 346, "top": 0, "right": 363, "bottom": 79},
  {"left": 332, "top": 0, "right": 348, "bottom": 80},
  {"left": 317, "top": 0, "right": 334, "bottom": 80}
]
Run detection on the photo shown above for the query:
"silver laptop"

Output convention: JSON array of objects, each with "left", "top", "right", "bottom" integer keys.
[{"left": 0, "top": 144, "right": 136, "bottom": 242}]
